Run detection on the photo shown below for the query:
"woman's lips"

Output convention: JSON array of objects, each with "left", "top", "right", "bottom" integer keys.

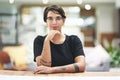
[{"left": 52, "top": 26, "right": 58, "bottom": 30}]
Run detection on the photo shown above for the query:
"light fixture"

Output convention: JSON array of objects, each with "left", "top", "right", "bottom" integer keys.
[
  {"left": 42, "top": 0, "right": 49, "bottom": 4},
  {"left": 9, "top": 0, "right": 14, "bottom": 4},
  {"left": 85, "top": 4, "right": 91, "bottom": 10},
  {"left": 76, "top": 0, "right": 83, "bottom": 5}
]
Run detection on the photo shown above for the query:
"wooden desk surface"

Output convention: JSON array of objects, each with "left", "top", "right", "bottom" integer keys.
[{"left": 0, "top": 70, "right": 120, "bottom": 76}]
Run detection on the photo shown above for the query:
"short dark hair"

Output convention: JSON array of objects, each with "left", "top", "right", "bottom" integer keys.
[{"left": 43, "top": 5, "right": 66, "bottom": 22}]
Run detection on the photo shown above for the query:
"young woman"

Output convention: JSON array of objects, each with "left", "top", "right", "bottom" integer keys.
[{"left": 33, "top": 5, "right": 85, "bottom": 74}]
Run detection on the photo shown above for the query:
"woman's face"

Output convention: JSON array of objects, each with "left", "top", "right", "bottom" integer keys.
[{"left": 46, "top": 11, "right": 65, "bottom": 32}]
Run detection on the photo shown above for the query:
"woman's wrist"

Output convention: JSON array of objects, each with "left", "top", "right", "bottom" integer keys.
[
  {"left": 45, "top": 36, "right": 51, "bottom": 42},
  {"left": 50, "top": 67, "right": 57, "bottom": 73}
]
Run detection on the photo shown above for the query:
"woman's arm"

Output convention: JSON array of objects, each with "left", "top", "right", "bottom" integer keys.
[
  {"left": 36, "top": 38, "right": 51, "bottom": 67},
  {"left": 34, "top": 56, "right": 85, "bottom": 74},
  {"left": 52, "top": 56, "right": 85, "bottom": 73},
  {"left": 36, "top": 30, "right": 61, "bottom": 67}
]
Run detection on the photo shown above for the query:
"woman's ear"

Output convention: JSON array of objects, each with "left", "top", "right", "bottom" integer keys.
[{"left": 63, "top": 18, "right": 66, "bottom": 23}]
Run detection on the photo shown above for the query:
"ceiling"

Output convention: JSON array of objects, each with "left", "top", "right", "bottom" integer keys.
[
  {"left": 0, "top": 0, "right": 115, "bottom": 4},
  {"left": 0, "top": 0, "right": 117, "bottom": 8}
]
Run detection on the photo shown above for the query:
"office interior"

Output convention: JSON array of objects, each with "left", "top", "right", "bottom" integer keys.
[{"left": 0, "top": 0, "right": 120, "bottom": 72}]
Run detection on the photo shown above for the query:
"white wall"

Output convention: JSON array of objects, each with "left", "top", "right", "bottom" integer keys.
[{"left": 96, "top": 3, "right": 118, "bottom": 42}]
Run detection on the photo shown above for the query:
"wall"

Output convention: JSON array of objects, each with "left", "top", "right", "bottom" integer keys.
[
  {"left": 0, "top": 2, "right": 118, "bottom": 44},
  {"left": 96, "top": 3, "right": 118, "bottom": 43}
]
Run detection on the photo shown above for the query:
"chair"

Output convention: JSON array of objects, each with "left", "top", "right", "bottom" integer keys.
[
  {"left": 0, "top": 51, "right": 10, "bottom": 69},
  {"left": 84, "top": 45, "right": 111, "bottom": 72}
]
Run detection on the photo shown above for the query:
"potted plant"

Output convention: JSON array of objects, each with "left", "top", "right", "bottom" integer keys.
[{"left": 106, "top": 44, "right": 120, "bottom": 67}]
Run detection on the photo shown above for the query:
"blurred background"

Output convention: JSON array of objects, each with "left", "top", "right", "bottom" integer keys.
[{"left": 0, "top": 0, "right": 120, "bottom": 72}]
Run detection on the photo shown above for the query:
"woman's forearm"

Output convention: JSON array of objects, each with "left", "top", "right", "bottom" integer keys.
[
  {"left": 34, "top": 56, "right": 85, "bottom": 74},
  {"left": 38, "top": 38, "right": 51, "bottom": 67},
  {"left": 51, "top": 56, "right": 85, "bottom": 73},
  {"left": 51, "top": 63, "right": 85, "bottom": 73}
]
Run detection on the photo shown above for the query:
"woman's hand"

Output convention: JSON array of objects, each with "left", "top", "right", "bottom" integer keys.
[
  {"left": 46, "top": 30, "right": 60, "bottom": 41},
  {"left": 33, "top": 65, "right": 53, "bottom": 74}
]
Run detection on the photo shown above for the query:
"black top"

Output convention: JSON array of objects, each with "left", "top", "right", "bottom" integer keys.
[{"left": 33, "top": 35, "right": 85, "bottom": 67}]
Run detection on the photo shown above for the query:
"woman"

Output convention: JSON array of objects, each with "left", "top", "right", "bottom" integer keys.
[{"left": 33, "top": 5, "right": 85, "bottom": 74}]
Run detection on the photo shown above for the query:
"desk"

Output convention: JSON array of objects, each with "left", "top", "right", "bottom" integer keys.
[
  {"left": 0, "top": 70, "right": 120, "bottom": 76},
  {"left": 0, "top": 70, "right": 120, "bottom": 80}
]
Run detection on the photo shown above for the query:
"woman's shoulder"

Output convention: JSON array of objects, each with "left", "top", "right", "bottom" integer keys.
[
  {"left": 35, "top": 35, "right": 46, "bottom": 38},
  {"left": 67, "top": 35, "right": 79, "bottom": 40},
  {"left": 34, "top": 35, "right": 46, "bottom": 41},
  {"left": 69, "top": 35, "right": 78, "bottom": 37},
  {"left": 65, "top": 35, "right": 80, "bottom": 43}
]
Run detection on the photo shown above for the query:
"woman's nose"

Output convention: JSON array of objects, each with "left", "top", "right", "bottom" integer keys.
[{"left": 52, "top": 19, "right": 57, "bottom": 24}]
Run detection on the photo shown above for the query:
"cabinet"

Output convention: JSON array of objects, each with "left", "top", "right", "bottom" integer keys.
[
  {"left": 80, "top": 8, "right": 96, "bottom": 47},
  {"left": 81, "top": 28, "right": 95, "bottom": 47},
  {"left": 0, "top": 13, "right": 18, "bottom": 49}
]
